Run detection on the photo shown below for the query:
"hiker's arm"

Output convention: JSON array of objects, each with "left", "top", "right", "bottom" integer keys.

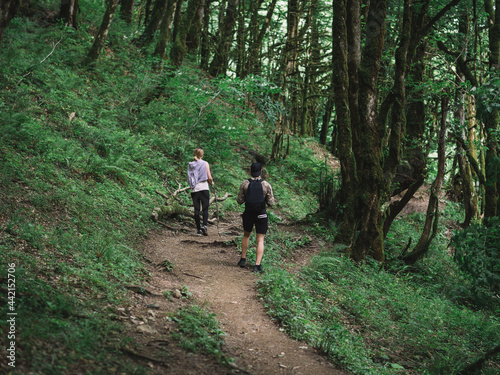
[
  {"left": 265, "top": 183, "right": 275, "bottom": 207},
  {"left": 206, "top": 162, "right": 213, "bottom": 185},
  {"left": 236, "top": 181, "right": 247, "bottom": 205}
]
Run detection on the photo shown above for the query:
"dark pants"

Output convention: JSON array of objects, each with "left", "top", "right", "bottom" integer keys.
[{"left": 191, "top": 190, "right": 210, "bottom": 230}]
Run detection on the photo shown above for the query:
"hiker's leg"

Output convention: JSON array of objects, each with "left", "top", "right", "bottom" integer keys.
[
  {"left": 241, "top": 231, "right": 251, "bottom": 258},
  {"left": 191, "top": 192, "right": 201, "bottom": 230},
  {"left": 255, "top": 233, "right": 265, "bottom": 266},
  {"left": 200, "top": 190, "right": 210, "bottom": 226}
]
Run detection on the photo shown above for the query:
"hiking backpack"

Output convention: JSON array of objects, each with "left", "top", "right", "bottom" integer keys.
[{"left": 245, "top": 179, "right": 266, "bottom": 213}]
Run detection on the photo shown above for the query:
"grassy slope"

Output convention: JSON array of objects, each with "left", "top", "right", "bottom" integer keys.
[
  {"left": 0, "top": 2, "right": 322, "bottom": 373},
  {"left": 1, "top": 2, "right": 499, "bottom": 375}
]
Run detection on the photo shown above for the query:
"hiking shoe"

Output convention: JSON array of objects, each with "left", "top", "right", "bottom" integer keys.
[
  {"left": 252, "top": 265, "right": 263, "bottom": 273},
  {"left": 201, "top": 226, "right": 208, "bottom": 236},
  {"left": 237, "top": 258, "right": 247, "bottom": 268},
  {"left": 197, "top": 229, "right": 203, "bottom": 235}
]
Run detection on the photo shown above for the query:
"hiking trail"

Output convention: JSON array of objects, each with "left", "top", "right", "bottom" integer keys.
[{"left": 120, "top": 211, "right": 347, "bottom": 375}]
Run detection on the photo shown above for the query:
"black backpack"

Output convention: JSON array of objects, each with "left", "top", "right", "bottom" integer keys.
[{"left": 245, "top": 179, "right": 266, "bottom": 213}]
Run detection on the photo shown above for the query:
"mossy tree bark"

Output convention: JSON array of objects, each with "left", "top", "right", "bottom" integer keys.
[
  {"left": 484, "top": 0, "right": 500, "bottom": 221},
  {"left": 153, "top": 0, "right": 177, "bottom": 62},
  {"left": 331, "top": 0, "right": 358, "bottom": 247}
]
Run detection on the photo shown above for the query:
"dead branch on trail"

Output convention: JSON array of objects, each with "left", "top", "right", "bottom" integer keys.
[
  {"left": 209, "top": 191, "right": 232, "bottom": 204},
  {"left": 152, "top": 186, "right": 231, "bottom": 227}
]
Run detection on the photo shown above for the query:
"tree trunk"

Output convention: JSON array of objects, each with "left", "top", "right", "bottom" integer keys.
[
  {"left": 0, "top": 0, "right": 20, "bottom": 45},
  {"left": 331, "top": 0, "right": 358, "bottom": 247},
  {"left": 199, "top": 0, "right": 212, "bottom": 70},
  {"left": 245, "top": 0, "right": 277, "bottom": 77},
  {"left": 271, "top": 0, "right": 298, "bottom": 160},
  {"left": 403, "top": 94, "right": 448, "bottom": 265},
  {"left": 153, "top": 0, "right": 176, "bottom": 62},
  {"left": 208, "top": 0, "right": 239, "bottom": 77},
  {"left": 84, "top": 0, "right": 120, "bottom": 66},
  {"left": 120, "top": 0, "right": 135, "bottom": 23},
  {"left": 135, "top": 0, "right": 169, "bottom": 48},
  {"left": 350, "top": 0, "right": 387, "bottom": 262},
  {"left": 483, "top": 0, "right": 499, "bottom": 221},
  {"left": 301, "top": 0, "right": 320, "bottom": 137},
  {"left": 186, "top": 0, "right": 205, "bottom": 53},
  {"left": 59, "top": 0, "right": 79, "bottom": 29}
]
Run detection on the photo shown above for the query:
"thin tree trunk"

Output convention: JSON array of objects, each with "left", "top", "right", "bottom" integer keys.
[
  {"left": 199, "top": 0, "right": 212, "bottom": 70},
  {"left": 404, "top": 94, "right": 448, "bottom": 265},
  {"left": 84, "top": 0, "right": 120, "bottom": 66}
]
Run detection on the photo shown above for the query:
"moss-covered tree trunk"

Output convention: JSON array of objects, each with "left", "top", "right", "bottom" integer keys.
[
  {"left": 153, "top": 0, "right": 176, "bottom": 62},
  {"left": 171, "top": 0, "right": 204, "bottom": 67},
  {"left": 331, "top": 0, "right": 358, "bottom": 247},
  {"left": 349, "top": 0, "right": 387, "bottom": 262},
  {"left": 84, "top": 0, "right": 120, "bottom": 66},
  {"left": 484, "top": 0, "right": 499, "bottom": 220}
]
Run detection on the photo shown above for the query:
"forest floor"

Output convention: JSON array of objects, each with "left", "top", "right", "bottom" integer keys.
[{"left": 120, "top": 185, "right": 441, "bottom": 375}]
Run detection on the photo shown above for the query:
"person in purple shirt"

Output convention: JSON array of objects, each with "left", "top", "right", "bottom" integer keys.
[{"left": 187, "top": 148, "right": 213, "bottom": 235}]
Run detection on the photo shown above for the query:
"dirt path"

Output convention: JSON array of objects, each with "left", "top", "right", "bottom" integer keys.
[{"left": 122, "top": 214, "right": 347, "bottom": 375}]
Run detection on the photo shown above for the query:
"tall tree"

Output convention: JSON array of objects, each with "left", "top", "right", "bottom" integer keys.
[
  {"left": 84, "top": 0, "right": 120, "bottom": 66},
  {"left": 483, "top": 0, "right": 500, "bottom": 220}
]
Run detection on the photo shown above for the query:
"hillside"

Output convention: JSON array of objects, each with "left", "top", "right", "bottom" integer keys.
[{"left": 1, "top": 3, "right": 500, "bottom": 375}]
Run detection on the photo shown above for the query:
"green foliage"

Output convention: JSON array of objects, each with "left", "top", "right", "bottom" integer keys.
[
  {"left": 451, "top": 217, "right": 500, "bottom": 307},
  {"left": 258, "top": 251, "right": 500, "bottom": 374},
  {"left": 171, "top": 304, "right": 233, "bottom": 365}
]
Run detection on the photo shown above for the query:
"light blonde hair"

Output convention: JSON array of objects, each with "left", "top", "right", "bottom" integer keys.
[{"left": 193, "top": 147, "right": 204, "bottom": 160}]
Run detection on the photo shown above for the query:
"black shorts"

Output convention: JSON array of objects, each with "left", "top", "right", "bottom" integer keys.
[{"left": 242, "top": 212, "right": 269, "bottom": 234}]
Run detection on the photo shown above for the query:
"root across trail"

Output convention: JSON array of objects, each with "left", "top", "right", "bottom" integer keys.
[{"left": 123, "top": 214, "right": 346, "bottom": 375}]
